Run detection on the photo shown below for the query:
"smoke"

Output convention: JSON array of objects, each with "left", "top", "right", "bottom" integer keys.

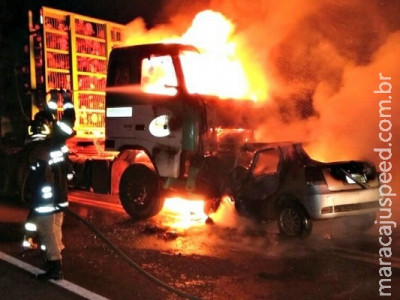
[
  {"left": 219, "top": 1, "right": 400, "bottom": 217},
  {"left": 166, "top": 0, "right": 400, "bottom": 208}
]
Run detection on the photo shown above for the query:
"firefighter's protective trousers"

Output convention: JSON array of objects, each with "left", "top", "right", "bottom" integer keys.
[
  {"left": 31, "top": 212, "right": 64, "bottom": 261},
  {"left": 25, "top": 140, "right": 69, "bottom": 261}
]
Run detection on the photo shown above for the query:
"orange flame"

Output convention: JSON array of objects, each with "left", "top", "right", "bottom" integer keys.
[
  {"left": 179, "top": 10, "right": 254, "bottom": 99},
  {"left": 123, "top": 10, "right": 268, "bottom": 101},
  {"left": 161, "top": 197, "right": 208, "bottom": 229}
]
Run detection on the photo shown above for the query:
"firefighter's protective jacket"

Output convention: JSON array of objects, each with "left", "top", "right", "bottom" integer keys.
[
  {"left": 25, "top": 88, "right": 76, "bottom": 215},
  {"left": 27, "top": 140, "right": 69, "bottom": 215}
]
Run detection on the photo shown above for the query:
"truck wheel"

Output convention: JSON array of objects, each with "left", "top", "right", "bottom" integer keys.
[
  {"left": 119, "top": 164, "right": 163, "bottom": 219},
  {"left": 278, "top": 204, "right": 312, "bottom": 238}
]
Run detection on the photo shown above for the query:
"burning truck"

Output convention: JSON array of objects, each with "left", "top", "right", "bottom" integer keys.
[
  {"left": 105, "top": 42, "right": 256, "bottom": 218},
  {"left": 0, "top": 7, "right": 380, "bottom": 238}
]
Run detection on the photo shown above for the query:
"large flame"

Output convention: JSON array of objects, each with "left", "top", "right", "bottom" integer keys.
[
  {"left": 161, "top": 197, "right": 208, "bottom": 230},
  {"left": 178, "top": 11, "right": 251, "bottom": 99},
  {"left": 124, "top": 10, "right": 267, "bottom": 101}
]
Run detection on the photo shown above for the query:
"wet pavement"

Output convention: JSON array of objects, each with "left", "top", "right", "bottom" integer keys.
[
  {"left": 0, "top": 201, "right": 106, "bottom": 299},
  {"left": 1, "top": 192, "right": 400, "bottom": 299},
  {"left": 0, "top": 257, "right": 90, "bottom": 300}
]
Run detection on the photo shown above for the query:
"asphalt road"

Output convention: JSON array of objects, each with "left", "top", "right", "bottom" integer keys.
[{"left": 1, "top": 191, "right": 399, "bottom": 299}]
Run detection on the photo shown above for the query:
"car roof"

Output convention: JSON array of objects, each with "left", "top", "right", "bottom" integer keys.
[
  {"left": 240, "top": 142, "right": 302, "bottom": 152},
  {"left": 240, "top": 142, "right": 312, "bottom": 162}
]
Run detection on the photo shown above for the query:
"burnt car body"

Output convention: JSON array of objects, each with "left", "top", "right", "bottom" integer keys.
[{"left": 230, "top": 142, "right": 380, "bottom": 238}]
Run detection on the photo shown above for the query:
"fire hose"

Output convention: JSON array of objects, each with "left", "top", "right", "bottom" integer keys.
[{"left": 64, "top": 208, "right": 202, "bottom": 300}]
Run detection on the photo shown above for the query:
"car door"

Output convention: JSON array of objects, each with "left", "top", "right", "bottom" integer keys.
[{"left": 240, "top": 148, "right": 283, "bottom": 212}]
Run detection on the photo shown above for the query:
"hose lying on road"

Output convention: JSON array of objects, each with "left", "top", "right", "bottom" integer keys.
[{"left": 65, "top": 208, "right": 201, "bottom": 300}]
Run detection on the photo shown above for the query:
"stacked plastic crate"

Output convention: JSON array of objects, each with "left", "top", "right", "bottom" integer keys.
[{"left": 32, "top": 7, "right": 124, "bottom": 138}]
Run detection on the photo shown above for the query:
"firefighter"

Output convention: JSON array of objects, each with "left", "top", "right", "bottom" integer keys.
[
  {"left": 47, "top": 88, "right": 76, "bottom": 146},
  {"left": 22, "top": 89, "right": 76, "bottom": 280},
  {"left": 23, "top": 115, "right": 67, "bottom": 280},
  {"left": 47, "top": 88, "right": 76, "bottom": 180},
  {"left": 46, "top": 89, "right": 59, "bottom": 120}
]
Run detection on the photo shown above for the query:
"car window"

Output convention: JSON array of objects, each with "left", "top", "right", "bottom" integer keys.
[{"left": 252, "top": 149, "right": 281, "bottom": 176}]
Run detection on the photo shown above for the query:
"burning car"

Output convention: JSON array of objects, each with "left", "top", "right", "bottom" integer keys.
[{"left": 230, "top": 142, "right": 380, "bottom": 238}]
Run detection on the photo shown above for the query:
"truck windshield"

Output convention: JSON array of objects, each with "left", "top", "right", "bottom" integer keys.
[{"left": 141, "top": 55, "right": 178, "bottom": 96}]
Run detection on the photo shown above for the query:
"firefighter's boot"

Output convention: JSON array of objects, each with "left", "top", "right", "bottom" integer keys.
[{"left": 36, "top": 260, "right": 63, "bottom": 280}]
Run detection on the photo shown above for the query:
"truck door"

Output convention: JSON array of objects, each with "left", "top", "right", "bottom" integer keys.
[{"left": 106, "top": 48, "right": 186, "bottom": 178}]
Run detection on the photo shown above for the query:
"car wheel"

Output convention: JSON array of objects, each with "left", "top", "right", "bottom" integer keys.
[
  {"left": 119, "top": 164, "right": 163, "bottom": 219},
  {"left": 278, "top": 204, "right": 312, "bottom": 238}
]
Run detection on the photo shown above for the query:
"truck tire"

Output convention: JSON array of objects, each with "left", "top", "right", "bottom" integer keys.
[{"left": 119, "top": 164, "right": 163, "bottom": 219}]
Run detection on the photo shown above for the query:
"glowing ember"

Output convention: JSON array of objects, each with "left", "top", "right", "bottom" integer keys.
[{"left": 161, "top": 197, "right": 208, "bottom": 229}]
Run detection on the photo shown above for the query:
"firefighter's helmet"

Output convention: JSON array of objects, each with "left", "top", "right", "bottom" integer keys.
[{"left": 28, "top": 111, "right": 53, "bottom": 140}]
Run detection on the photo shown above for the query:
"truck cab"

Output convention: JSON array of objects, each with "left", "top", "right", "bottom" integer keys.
[{"left": 105, "top": 43, "right": 255, "bottom": 219}]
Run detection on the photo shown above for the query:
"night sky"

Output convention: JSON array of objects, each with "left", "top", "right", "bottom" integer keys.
[{"left": 2, "top": 0, "right": 167, "bottom": 27}]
